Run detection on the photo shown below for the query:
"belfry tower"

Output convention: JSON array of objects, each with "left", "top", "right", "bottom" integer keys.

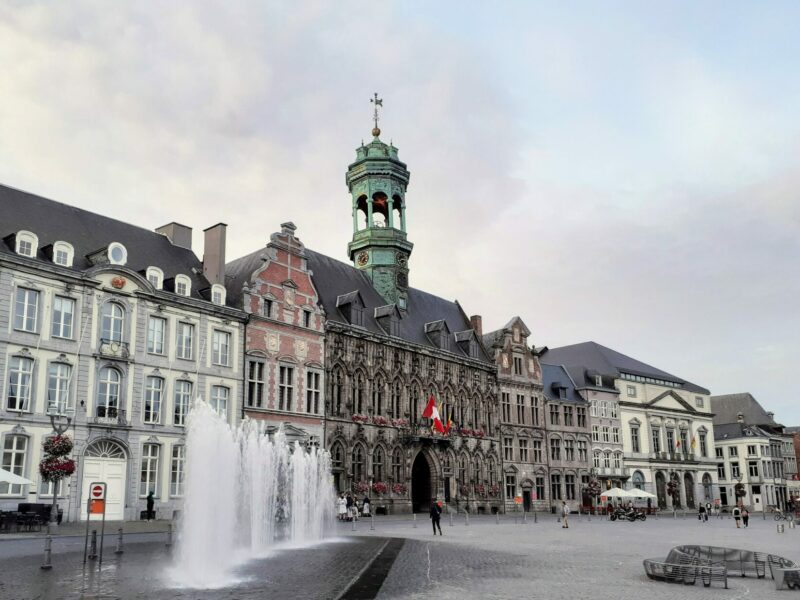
[{"left": 346, "top": 94, "right": 413, "bottom": 309}]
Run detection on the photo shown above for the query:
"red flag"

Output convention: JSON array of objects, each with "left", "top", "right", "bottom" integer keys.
[{"left": 422, "top": 394, "right": 445, "bottom": 433}]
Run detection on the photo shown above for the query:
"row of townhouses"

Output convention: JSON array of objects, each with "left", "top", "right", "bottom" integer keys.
[{"left": 1, "top": 124, "right": 796, "bottom": 521}]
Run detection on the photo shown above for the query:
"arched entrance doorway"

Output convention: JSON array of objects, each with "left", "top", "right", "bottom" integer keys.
[
  {"left": 684, "top": 472, "right": 695, "bottom": 508},
  {"left": 411, "top": 452, "right": 432, "bottom": 513},
  {"left": 655, "top": 471, "right": 667, "bottom": 509},
  {"left": 81, "top": 439, "right": 127, "bottom": 521}
]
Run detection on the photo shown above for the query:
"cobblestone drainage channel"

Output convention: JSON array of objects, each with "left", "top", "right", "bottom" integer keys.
[{"left": 338, "top": 538, "right": 406, "bottom": 600}]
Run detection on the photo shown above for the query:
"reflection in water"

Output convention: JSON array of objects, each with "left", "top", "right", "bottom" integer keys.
[{"left": 170, "top": 400, "right": 334, "bottom": 587}]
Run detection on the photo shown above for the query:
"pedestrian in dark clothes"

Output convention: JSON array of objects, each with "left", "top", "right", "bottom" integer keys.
[{"left": 430, "top": 497, "right": 443, "bottom": 535}]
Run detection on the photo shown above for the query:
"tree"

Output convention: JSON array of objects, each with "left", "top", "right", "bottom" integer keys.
[
  {"left": 39, "top": 435, "right": 76, "bottom": 525},
  {"left": 666, "top": 473, "right": 681, "bottom": 508}
]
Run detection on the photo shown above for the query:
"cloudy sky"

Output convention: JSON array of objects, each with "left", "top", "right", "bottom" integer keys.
[{"left": 1, "top": 2, "right": 798, "bottom": 422}]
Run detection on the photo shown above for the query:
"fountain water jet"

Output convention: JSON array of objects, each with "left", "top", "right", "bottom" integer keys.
[{"left": 170, "top": 400, "right": 334, "bottom": 587}]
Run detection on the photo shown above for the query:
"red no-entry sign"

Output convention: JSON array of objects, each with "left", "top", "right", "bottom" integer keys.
[{"left": 91, "top": 484, "right": 105, "bottom": 499}]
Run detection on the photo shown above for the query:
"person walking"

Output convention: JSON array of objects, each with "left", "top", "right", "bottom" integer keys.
[
  {"left": 338, "top": 494, "right": 347, "bottom": 521},
  {"left": 146, "top": 490, "right": 155, "bottom": 521},
  {"left": 430, "top": 497, "right": 443, "bottom": 535},
  {"left": 742, "top": 508, "right": 750, "bottom": 528},
  {"left": 561, "top": 501, "right": 570, "bottom": 528},
  {"left": 346, "top": 494, "right": 354, "bottom": 521},
  {"left": 732, "top": 505, "right": 741, "bottom": 528},
  {"left": 705, "top": 501, "right": 712, "bottom": 520},
  {"left": 698, "top": 503, "right": 706, "bottom": 523},
  {"left": 362, "top": 495, "right": 371, "bottom": 518}
]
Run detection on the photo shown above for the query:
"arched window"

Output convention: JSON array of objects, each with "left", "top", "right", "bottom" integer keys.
[
  {"left": 372, "top": 375, "right": 385, "bottom": 416},
  {"left": 352, "top": 371, "right": 365, "bottom": 414},
  {"left": 488, "top": 457, "right": 497, "bottom": 485},
  {"left": 331, "top": 442, "right": 344, "bottom": 471},
  {"left": 391, "top": 447, "right": 403, "bottom": 482},
  {"left": 373, "top": 447, "right": 384, "bottom": 480},
  {"left": 15, "top": 230, "right": 38, "bottom": 257},
  {"left": 473, "top": 457, "right": 483, "bottom": 483},
  {"left": 603, "top": 450, "right": 611, "bottom": 468},
  {"left": 632, "top": 470, "right": 645, "bottom": 490},
  {"left": 146, "top": 267, "right": 164, "bottom": 289},
  {"left": 211, "top": 284, "right": 226, "bottom": 306},
  {"left": 331, "top": 368, "right": 344, "bottom": 416},
  {"left": 174, "top": 274, "right": 191, "bottom": 297},
  {"left": 101, "top": 303, "right": 125, "bottom": 343},
  {"left": 352, "top": 445, "right": 365, "bottom": 482},
  {"left": 97, "top": 367, "right": 121, "bottom": 418},
  {"left": 410, "top": 384, "right": 421, "bottom": 424},
  {"left": 472, "top": 399, "right": 480, "bottom": 428},
  {"left": 458, "top": 455, "right": 467, "bottom": 484},
  {"left": 391, "top": 379, "right": 402, "bottom": 418},
  {"left": 702, "top": 472, "right": 713, "bottom": 500},
  {"left": 459, "top": 394, "right": 467, "bottom": 426},
  {"left": 593, "top": 450, "right": 601, "bottom": 468},
  {"left": 53, "top": 241, "right": 74, "bottom": 267}
]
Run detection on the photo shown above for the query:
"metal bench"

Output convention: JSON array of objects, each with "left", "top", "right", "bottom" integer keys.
[
  {"left": 643, "top": 558, "right": 727, "bottom": 588},
  {"left": 774, "top": 568, "right": 800, "bottom": 590}
]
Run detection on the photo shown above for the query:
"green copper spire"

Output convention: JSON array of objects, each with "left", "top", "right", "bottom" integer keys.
[{"left": 347, "top": 95, "right": 413, "bottom": 309}]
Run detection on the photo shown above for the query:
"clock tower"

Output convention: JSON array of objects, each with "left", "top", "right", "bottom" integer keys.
[{"left": 347, "top": 95, "right": 413, "bottom": 309}]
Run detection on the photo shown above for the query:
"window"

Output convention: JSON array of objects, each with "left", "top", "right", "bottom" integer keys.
[
  {"left": 303, "top": 310, "right": 311, "bottom": 328},
  {"left": 578, "top": 440, "right": 588, "bottom": 462},
  {"left": 590, "top": 400, "right": 597, "bottom": 417},
  {"left": 173, "top": 380, "right": 191, "bottom": 426},
  {"left": 699, "top": 433, "right": 708, "bottom": 457},
  {"left": 108, "top": 242, "right": 128, "bottom": 265},
  {"left": 51, "top": 296, "right": 75, "bottom": 338},
  {"left": 666, "top": 429, "right": 675, "bottom": 451},
  {"left": 306, "top": 370, "right": 321, "bottom": 414},
  {"left": 717, "top": 463, "right": 726, "bottom": 479},
  {"left": 40, "top": 472, "right": 65, "bottom": 498},
  {"left": 603, "top": 451, "right": 611, "bottom": 468},
  {"left": 14, "top": 287, "right": 39, "bottom": 332},
  {"left": 577, "top": 407, "right": 586, "bottom": 428},
  {"left": 503, "top": 437, "right": 514, "bottom": 461},
  {"left": 97, "top": 367, "right": 120, "bottom": 418},
  {"left": 16, "top": 231, "right": 39, "bottom": 257},
  {"left": 600, "top": 401, "right": 607, "bottom": 417},
  {"left": 651, "top": 427, "right": 661, "bottom": 453},
  {"left": 174, "top": 275, "right": 191, "bottom": 296},
  {"left": 592, "top": 426, "right": 600, "bottom": 442},
  {"left": 550, "top": 438, "right": 561, "bottom": 461},
  {"left": 612, "top": 427, "right": 620, "bottom": 444},
  {"left": 7, "top": 357, "right": 34, "bottom": 411},
  {"left": 550, "top": 473, "right": 562, "bottom": 500},
  {"left": 519, "top": 439, "right": 529, "bottom": 462},
  {"left": 502, "top": 392, "right": 511, "bottom": 422},
  {"left": 564, "top": 439, "right": 575, "bottom": 461},
  {"left": 503, "top": 472, "right": 517, "bottom": 500},
  {"left": 516, "top": 395, "right": 525, "bottom": 424},
  {"left": 531, "top": 396, "right": 539, "bottom": 425},
  {"left": 728, "top": 447, "right": 738, "bottom": 457},
  {"left": 373, "top": 447, "right": 384, "bottom": 480},
  {"left": 679, "top": 430, "right": 688, "bottom": 452},
  {"left": 535, "top": 476, "right": 545, "bottom": 502},
  {"left": 176, "top": 322, "right": 194, "bottom": 360},
  {"left": 513, "top": 356, "right": 523, "bottom": 376},
  {"left": 563, "top": 406, "right": 573, "bottom": 426},
  {"left": 147, "top": 317, "right": 166, "bottom": 354},
  {"left": 352, "top": 446, "right": 365, "bottom": 482},
  {"left": 391, "top": 380, "right": 402, "bottom": 418},
  {"left": 610, "top": 403, "right": 618, "bottom": 418},
  {"left": 715, "top": 447, "right": 724, "bottom": 459},
  {"left": 0, "top": 436, "right": 29, "bottom": 495},
  {"left": 211, "top": 284, "right": 226, "bottom": 306},
  {"left": 695, "top": 395, "right": 704, "bottom": 408},
  {"left": 602, "top": 426, "right": 610, "bottom": 443},
  {"left": 144, "top": 376, "right": 163, "bottom": 424},
  {"left": 47, "top": 363, "right": 71, "bottom": 414},
  {"left": 212, "top": 330, "right": 231, "bottom": 366},
  {"left": 748, "top": 461, "right": 759, "bottom": 477},
  {"left": 595, "top": 375, "right": 602, "bottom": 386},
  {"left": 263, "top": 298, "right": 274, "bottom": 318},
  {"left": 613, "top": 452, "right": 622, "bottom": 468},
  {"left": 747, "top": 445, "right": 757, "bottom": 456},
  {"left": 139, "top": 444, "right": 160, "bottom": 496},
  {"left": 627, "top": 385, "right": 636, "bottom": 398},
  {"left": 170, "top": 446, "right": 185, "bottom": 497},
  {"left": 565, "top": 474, "right": 576, "bottom": 500},
  {"left": 473, "top": 458, "right": 482, "bottom": 484},
  {"left": 247, "top": 360, "right": 265, "bottom": 408},
  {"left": 631, "top": 427, "right": 640, "bottom": 453},
  {"left": 352, "top": 372, "right": 365, "bottom": 414},
  {"left": 593, "top": 451, "right": 601, "bottom": 468},
  {"left": 392, "top": 448, "right": 403, "bottom": 482},
  {"left": 146, "top": 267, "right": 163, "bottom": 289},
  {"left": 278, "top": 365, "right": 294, "bottom": 411},
  {"left": 533, "top": 440, "right": 542, "bottom": 463},
  {"left": 549, "top": 404, "right": 560, "bottom": 426},
  {"left": 730, "top": 462, "right": 740, "bottom": 479},
  {"left": 101, "top": 303, "right": 125, "bottom": 342},
  {"left": 210, "top": 386, "right": 229, "bottom": 418}
]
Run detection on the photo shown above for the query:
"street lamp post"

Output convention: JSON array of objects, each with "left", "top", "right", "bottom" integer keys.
[{"left": 45, "top": 404, "right": 76, "bottom": 527}]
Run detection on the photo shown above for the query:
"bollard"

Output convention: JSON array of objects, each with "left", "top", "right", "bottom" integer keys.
[
  {"left": 370, "top": 514, "right": 375, "bottom": 531},
  {"left": 464, "top": 511, "right": 469, "bottom": 526},
  {"left": 495, "top": 511, "right": 500, "bottom": 525},
  {"left": 413, "top": 513, "right": 417, "bottom": 529},
  {"left": 352, "top": 516, "right": 357, "bottom": 531},
  {"left": 449, "top": 512, "right": 454, "bottom": 527},
  {"left": 165, "top": 523, "right": 173, "bottom": 547},
  {"left": 523, "top": 511, "right": 527, "bottom": 524},
  {"left": 763, "top": 510, "right": 766, "bottom": 521},
  {"left": 88, "top": 530, "right": 98, "bottom": 560},
  {"left": 790, "top": 520, "right": 796, "bottom": 529},
  {"left": 534, "top": 511, "right": 538, "bottom": 524},
  {"left": 115, "top": 528, "right": 124, "bottom": 554},
  {"left": 40, "top": 534, "right": 53, "bottom": 570},
  {"left": 778, "top": 523, "right": 785, "bottom": 534}
]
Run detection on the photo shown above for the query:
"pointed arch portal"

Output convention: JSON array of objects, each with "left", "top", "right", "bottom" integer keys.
[{"left": 411, "top": 452, "right": 432, "bottom": 513}]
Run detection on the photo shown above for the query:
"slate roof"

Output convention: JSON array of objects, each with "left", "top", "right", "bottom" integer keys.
[
  {"left": 713, "top": 422, "right": 773, "bottom": 442},
  {"left": 710, "top": 393, "right": 781, "bottom": 428},
  {"left": 541, "top": 341, "right": 709, "bottom": 395},
  {"left": 542, "top": 363, "right": 585, "bottom": 404},
  {"left": 225, "top": 246, "right": 491, "bottom": 363},
  {"left": 0, "top": 183, "right": 211, "bottom": 299}
]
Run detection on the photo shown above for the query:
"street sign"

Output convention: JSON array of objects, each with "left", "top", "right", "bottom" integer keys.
[
  {"left": 91, "top": 484, "right": 105, "bottom": 499},
  {"left": 85, "top": 481, "right": 109, "bottom": 567},
  {"left": 514, "top": 496, "right": 523, "bottom": 504}
]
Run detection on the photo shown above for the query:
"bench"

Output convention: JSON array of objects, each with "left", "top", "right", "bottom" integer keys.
[
  {"left": 643, "top": 558, "right": 727, "bottom": 588},
  {"left": 774, "top": 568, "right": 800, "bottom": 590}
]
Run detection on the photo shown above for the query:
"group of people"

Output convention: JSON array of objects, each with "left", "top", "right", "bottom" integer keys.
[
  {"left": 731, "top": 505, "right": 750, "bottom": 528},
  {"left": 337, "top": 493, "right": 371, "bottom": 521}
]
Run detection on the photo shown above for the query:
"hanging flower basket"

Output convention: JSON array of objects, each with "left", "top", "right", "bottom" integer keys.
[
  {"left": 474, "top": 429, "right": 485, "bottom": 438},
  {"left": 39, "top": 456, "right": 76, "bottom": 482},
  {"left": 459, "top": 484, "right": 470, "bottom": 498},
  {"left": 354, "top": 481, "right": 370, "bottom": 494},
  {"left": 474, "top": 483, "right": 487, "bottom": 497},
  {"left": 351, "top": 414, "right": 369, "bottom": 424},
  {"left": 488, "top": 484, "right": 501, "bottom": 497},
  {"left": 372, "top": 481, "right": 389, "bottom": 495},
  {"left": 372, "top": 416, "right": 390, "bottom": 427},
  {"left": 391, "top": 418, "right": 409, "bottom": 428},
  {"left": 43, "top": 435, "right": 73, "bottom": 457},
  {"left": 392, "top": 483, "right": 407, "bottom": 495}
]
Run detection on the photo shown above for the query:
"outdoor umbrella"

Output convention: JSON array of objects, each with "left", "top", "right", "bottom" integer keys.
[
  {"left": 599, "top": 487, "right": 629, "bottom": 498},
  {"left": 625, "top": 489, "right": 656, "bottom": 499},
  {"left": 0, "top": 468, "right": 34, "bottom": 486}
]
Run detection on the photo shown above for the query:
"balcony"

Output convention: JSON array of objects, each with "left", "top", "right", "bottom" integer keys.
[
  {"left": 97, "top": 338, "right": 131, "bottom": 360},
  {"left": 92, "top": 407, "right": 129, "bottom": 427},
  {"left": 594, "top": 467, "right": 630, "bottom": 477},
  {"left": 400, "top": 422, "right": 452, "bottom": 447}
]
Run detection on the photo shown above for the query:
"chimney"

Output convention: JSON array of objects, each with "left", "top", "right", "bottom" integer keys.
[
  {"left": 203, "top": 223, "right": 227, "bottom": 285},
  {"left": 156, "top": 222, "right": 193, "bottom": 250},
  {"left": 470, "top": 314, "right": 482, "bottom": 337},
  {"left": 767, "top": 411, "right": 775, "bottom": 421}
]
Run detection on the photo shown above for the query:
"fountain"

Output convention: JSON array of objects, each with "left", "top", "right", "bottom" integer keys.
[{"left": 170, "top": 400, "right": 334, "bottom": 588}]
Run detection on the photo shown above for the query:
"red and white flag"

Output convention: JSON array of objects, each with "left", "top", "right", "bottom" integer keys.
[{"left": 422, "top": 394, "right": 446, "bottom": 433}]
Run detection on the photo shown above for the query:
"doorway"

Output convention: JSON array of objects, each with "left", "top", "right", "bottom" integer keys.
[
  {"left": 81, "top": 440, "right": 127, "bottom": 521},
  {"left": 684, "top": 473, "right": 695, "bottom": 508},
  {"left": 411, "top": 452, "right": 431, "bottom": 513},
  {"left": 655, "top": 471, "right": 667, "bottom": 509},
  {"left": 523, "top": 490, "right": 532, "bottom": 512}
]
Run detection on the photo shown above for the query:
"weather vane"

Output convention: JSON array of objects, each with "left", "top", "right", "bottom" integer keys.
[{"left": 370, "top": 92, "right": 383, "bottom": 137}]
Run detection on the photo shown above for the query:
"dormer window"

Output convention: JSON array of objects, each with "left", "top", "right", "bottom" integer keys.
[
  {"left": 376, "top": 305, "right": 402, "bottom": 336},
  {"left": 108, "top": 242, "right": 127, "bottom": 265},
  {"left": 15, "top": 231, "right": 38, "bottom": 257},
  {"left": 336, "top": 291, "right": 365, "bottom": 327},
  {"left": 175, "top": 275, "right": 191, "bottom": 297},
  {"left": 211, "top": 284, "right": 226, "bottom": 306},
  {"left": 146, "top": 267, "right": 164, "bottom": 289},
  {"left": 53, "top": 241, "right": 74, "bottom": 267},
  {"left": 595, "top": 375, "right": 602, "bottom": 386},
  {"left": 559, "top": 388, "right": 567, "bottom": 400},
  {"left": 425, "top": 320, "right": 451, "bottom": 350}
]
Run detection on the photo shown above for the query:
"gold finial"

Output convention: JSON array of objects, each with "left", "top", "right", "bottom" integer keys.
[{"left": 370, "top": 92, "right": 383, "bottom": 137}]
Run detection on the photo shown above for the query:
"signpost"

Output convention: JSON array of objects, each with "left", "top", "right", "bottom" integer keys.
[{"left": 83, "top": 482, "right": 107, "bottom": 566}]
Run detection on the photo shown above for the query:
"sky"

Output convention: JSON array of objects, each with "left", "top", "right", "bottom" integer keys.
[{"left": 1, "top": 2, "right": 798, "bottom": 422}]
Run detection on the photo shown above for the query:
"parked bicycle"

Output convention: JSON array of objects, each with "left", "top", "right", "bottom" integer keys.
[{"left": 773, "top": 507, "right": 795, "bottom": 521}]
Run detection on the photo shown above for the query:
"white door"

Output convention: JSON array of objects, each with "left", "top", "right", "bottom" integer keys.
[{"left": 81, "top": 457, "right": 127, "bottom": 521}]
